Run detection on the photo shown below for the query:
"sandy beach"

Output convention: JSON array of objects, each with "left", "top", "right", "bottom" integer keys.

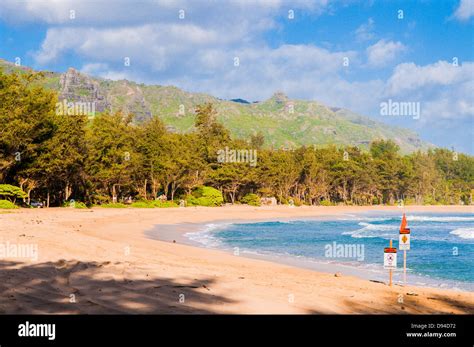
[{"left": 0, "top": 205, "right": 473, "bottom": 314}]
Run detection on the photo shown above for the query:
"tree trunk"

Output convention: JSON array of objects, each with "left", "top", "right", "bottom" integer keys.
[
  {"left": 64, "top": 183, "right": 72, "bottom": 203},
  {"left": 151, "top": 177, "right": 158, "bottom": 199},
  {"left": 170, "top": 182, "right": 178, "bottom": 201},
  {"left": 143, "top": 179, "right": 147, "bottom": 200},
  {"left": 112, "top": 184, "right": 117, "bottom": 203},
  {"left": 163, "top": 181, "right": 170, "bottom": 199}
]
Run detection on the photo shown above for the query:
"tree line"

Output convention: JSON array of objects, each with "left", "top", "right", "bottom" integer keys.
[{"left": 1, "top": 69, "right": 473, "bottom": 207}]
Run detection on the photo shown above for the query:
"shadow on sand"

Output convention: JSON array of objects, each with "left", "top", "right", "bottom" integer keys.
[{"left": 0, "top": 260, "right": 235, "bottom": 314}]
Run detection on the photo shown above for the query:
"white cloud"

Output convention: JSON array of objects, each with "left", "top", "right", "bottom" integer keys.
[
  {"left": 2, "top": 0, "right": 472, "bottom": 151},
  {"left": 70, "top": 39, "right": 358, "bottom": 102},
  {"left": 355, "top": 18, "right": 375, "bottom": 42},
  {"left": 453, "top": 0, "right": 474, "bottom": 21},
  {"left": 34, "top": 22, "right": 472, "bottom": 131},
  {"left": 385, "top": 61, "right": 473, "bottom": 94},
  {"left": 0, "top": 0, "right": 327, "bottom": 26},
  {"left": 383, "top": 61, "right": 474, "bottom": 126},
  {"left": 80, "top": 63, "right": 130, "bottom": 80},
  {"left": 366, "top": 39, "right": 406, "bottom": 67},
  {"left": 168, "top": 44, "right": 359, "bottom": 101},
  {"left": 35, "top": 24, "right": 229, "bottom": 66}
]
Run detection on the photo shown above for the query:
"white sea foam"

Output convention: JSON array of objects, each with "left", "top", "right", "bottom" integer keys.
[
  {"left": 407, "top": 215, "right": 474, "bottom": 222},
  {"left": 338, "top": 216, "right": 393, "bottom": 222},
  {"left": 450, "top": 227, "right": 474, "bottom": 239},
  {"left": 342, "top": 222, "right": 397, "bottom": 238},
  {"left": 184, "top": 223, "right": 230, "bottom": 248}
]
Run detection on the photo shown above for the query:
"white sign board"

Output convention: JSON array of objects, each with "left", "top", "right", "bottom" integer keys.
[
  {"left": 383, "top": 250, "right": 397, "bottom": 269},
  {"left": 399, "top": 233, "right": 411, "bottom": 251}
]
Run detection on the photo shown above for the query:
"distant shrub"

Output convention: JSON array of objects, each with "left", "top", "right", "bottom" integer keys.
[
  {"left": 100, "top": 203, "right": 128, "bottom": 208},
  {"left": 423, "top": 196, "right": 438, "bottom": 205},
  {"left": 319, "top": 199, "right": 334, "bottom": 206},
  {"left": 0, "top": 184, "right": 27, "bottom": 201},
  {"left": 130, "top": 201, "right": 154, "bottom": 208},
  {"left": 372, "top": 197, "right": 381, "bottom": 205},
  {"left": 292, "top": 197, "right": 303, "bottom": 206},
  {"left": 186, "top": 186, "right": 223, "bottom": 206},
  {"left": 258, "top": 187, "right": 273, "bottom": 197},
  {"left": 130, "top": 200, "right": 178, "bottom": 208},
  {"left": 150, "top": 200, "right": 178, "bottom": 208},
  {"left": 0, "top": 199, "right": 18, "bottom": 209},
  {"left": 91, "top": 194, "right": 110, "bottom": 205},
  {"left": 63, "top": 200, "right": 88, "bottom": 209},
  {"left": 425, "top": 198, "right": 443, "bottom": 205},
  {"left": 403, "top": 198, "right": 416, "bottom": 205},
  {"left": 240, "top": 193, "right": 261, "bottom": 206}
]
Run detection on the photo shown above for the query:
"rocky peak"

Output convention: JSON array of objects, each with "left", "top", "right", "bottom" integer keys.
[
  {"left": 59, "top": 68, "right": 110, "bottom": 113},
  {"left": 270, "top": 91, "right": 289, "bottom": 104}
]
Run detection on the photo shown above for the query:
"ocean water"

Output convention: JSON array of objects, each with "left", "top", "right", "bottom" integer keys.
[{"left": 185, "top": 212, "right": 474, "bottom": 291}]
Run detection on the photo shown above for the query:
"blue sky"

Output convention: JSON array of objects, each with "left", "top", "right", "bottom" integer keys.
[{"left": 0, "top": 0, "right": 473, "bottom": 153}]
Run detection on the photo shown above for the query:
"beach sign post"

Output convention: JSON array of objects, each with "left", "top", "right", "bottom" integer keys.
[
  {"left": 399, "top": 213, "right": 410, "bottom": 284},
  {"left": 384, "top": 239, "right": 397, "bottom": 286}
]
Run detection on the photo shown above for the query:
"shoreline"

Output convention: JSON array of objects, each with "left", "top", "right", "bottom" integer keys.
[
  {"left": 146, "top": 212, "right": 474, "bottom": 292},
  {"left": 0, "top": 205, "right": 473, "bottom": 314}
]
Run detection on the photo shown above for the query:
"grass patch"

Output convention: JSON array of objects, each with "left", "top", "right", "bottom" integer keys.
[
  {"left": 130, "top": 200, "right": 178, "bottom": 208},
  {"left": 0, "top": 199, "right": 18, "bottom": 209},
  {"left": 99, "top": 203, "right": 128, "bottom": 208}
]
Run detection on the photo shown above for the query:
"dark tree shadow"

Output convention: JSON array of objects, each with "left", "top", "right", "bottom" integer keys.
[
  {"left": 333, "top": 283, "right": 474, "bottom": 314},
  {"left": 0, "top": 260, "right": 236, "bottom": 314}
]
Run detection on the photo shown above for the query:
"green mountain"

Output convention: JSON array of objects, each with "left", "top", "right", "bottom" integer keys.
[{"left": 0, "top": 58, "right": 433, "bottom": 152}]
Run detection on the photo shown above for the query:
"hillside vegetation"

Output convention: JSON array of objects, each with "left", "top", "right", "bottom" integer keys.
[
  {"left": 0, "top": 67, "right": 472, "bottom": 207},
  {"left": 0, "top": 59, "right": 432, "bottom": 153}
]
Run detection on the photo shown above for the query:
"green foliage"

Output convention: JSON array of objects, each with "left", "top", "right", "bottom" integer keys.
[
  {"left": 187, "top": 186, "right": 224, "bottom": 206},
  {"left": 0, "top": 66, "right": 472, "bottom": 208},
  {"left": 370, "top": 139, "right": 400, "bottom": 160},
  {"left": 240, "top": 193, "right": 261, "bottom": 206},
  {"left": 291, "top": 197, "right": 304, "bottom": 206},
  {"left": 130, "top": 201, "right": 154, "bottom": 208},
  {"left": 74, "top": 202, "right": 88, "bottom": 209},
  {"left": 249, "top": 132, "right": 265, "bottom": 149},
  {"left": 100, "top": 203, "right": 128, "bottom": 208},
  {"left": 0, "top": 199, "right": 18, "bottom": 209},
  {"left": 130, "top": 200, "right": 178, "bottom": 208},
  {"left": 0, "top": 60, "right": 433, "bottom": 152},
  {"left": 62, "top": 200, "right": 88, "bottom": 209},
  {"left": 0, "top": 184, "right": 27, "bottom": 201},
  {"left": 150, "top": 200, "right": 178, "bottom": 208},
  {"left": 0, "top": 69, "right": 57, "bottom": 183}
]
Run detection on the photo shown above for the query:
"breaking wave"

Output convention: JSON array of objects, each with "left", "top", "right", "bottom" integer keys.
[{"left": 450, "top": 227, "right": 474, "bottom": 239}]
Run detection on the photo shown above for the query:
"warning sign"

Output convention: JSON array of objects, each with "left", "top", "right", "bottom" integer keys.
[
  {"left": 399, "top": 228, "right": 411, "bottom": 251},
  {"left": 384, "top": 247, "right": 397, "bottom": 269}
]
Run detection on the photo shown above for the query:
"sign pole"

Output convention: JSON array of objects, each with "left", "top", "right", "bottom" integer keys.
[
  {"left": 384, "top": 240, "right": 397, "bottom": 286},
  {"left": 403, "top": 250, "right": 407, "bottom": 284},
  {"left": 399, "top": 213, "right": 410, "bottom": 286},
  {"left": 389, "top": 239, "right": 393, "bottom": 287}
]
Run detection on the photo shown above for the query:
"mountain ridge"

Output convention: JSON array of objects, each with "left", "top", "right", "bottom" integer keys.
[{"left": 0, "top": 58, "right": 433, "bottom": 152}]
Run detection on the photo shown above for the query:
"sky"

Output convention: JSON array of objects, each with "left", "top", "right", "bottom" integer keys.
[{"left": 0, "top": 0, "right": 473, "bottom": 153}]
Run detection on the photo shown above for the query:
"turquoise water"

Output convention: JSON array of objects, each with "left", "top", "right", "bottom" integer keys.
[{"left": 185, "top": 212, "right": 474, "bottom": 291}]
